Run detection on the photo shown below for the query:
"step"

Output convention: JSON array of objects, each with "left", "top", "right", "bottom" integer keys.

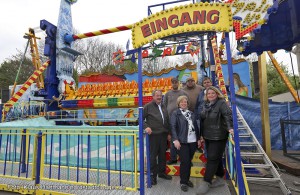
[
  {"left": 165, "top": 150, "right": 207, "bottom": 163},
  {"left": 243, "top": 164, "right": 272, "bottom": 169},
  {"left": 239, "top": 133, "right": 251, "bottom": 138},
  {"left": 241, "top": 152, "right": 264, "bottom": 157},
  {"left": 246, "top": 177, "right": 281, "bottom": 182},
  {"left": 166, "top": 162, "right": 206, "bottom": 177},
  {"left": 240, "top": 142, "right": 257, "bottom": 146}
]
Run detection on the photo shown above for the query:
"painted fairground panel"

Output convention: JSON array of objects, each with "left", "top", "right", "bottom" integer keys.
[
  {"left": 42, "top": 131, "right": 140, "bottom": 171},
  {"left": 78, "top": 59, "right": 252, "bottom": 98},
  {"left": 221, "top": 59, "right": 252, "bottom": 97},
  {"left": 77, "top": 108, "right": 138, "bottom": 126},
  {"left": 79, "top": 62, "right": 198, "bottom": 89}
]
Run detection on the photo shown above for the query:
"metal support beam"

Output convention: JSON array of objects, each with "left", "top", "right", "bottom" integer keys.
[
  {"left": 267, "top": 51, "right": 299, "bottom": 103},
  {"left": 258, "top": 52, "right": 271, "bottom": 157}
]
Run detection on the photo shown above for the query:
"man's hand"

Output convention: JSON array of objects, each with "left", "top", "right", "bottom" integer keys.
[
  {"left": 145, "top": 127, "right": 152, "bottom": 135},
  {"left": 173, "top": 140, "right": 181, "bottom": 150}
]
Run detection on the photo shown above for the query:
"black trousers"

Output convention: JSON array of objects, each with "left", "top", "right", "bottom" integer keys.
[
  {"left": 178, "top": 142, "right": 197, "bottom": 184},
  {"left": 149, "top": 133, "right": 168, "bottom": 177},
  {"left": 204, "top": 139, "right": 227, "bottom": 183}
]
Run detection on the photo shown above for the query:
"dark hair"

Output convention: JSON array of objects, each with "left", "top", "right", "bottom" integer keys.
[
  {"left": 171, "top": 77, "right": 179, "bottom": 82},
  {"left": 233, "top": 73, "right": 246, "bottom": 87},
  {"left": 202, "top": 77, "right": 212, "bottom": 85}
]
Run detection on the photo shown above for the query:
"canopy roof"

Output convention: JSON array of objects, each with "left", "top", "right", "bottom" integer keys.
[{"left": 242, "top": 0, "right": 300, "bottom": 56}]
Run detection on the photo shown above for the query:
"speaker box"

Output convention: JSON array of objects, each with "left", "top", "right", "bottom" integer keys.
[
  {"left": 252, "top": 61, "right": 260, "bottom": 94},
  {"left": 1, "top": 89, "right": 10, "bottom": 103}
]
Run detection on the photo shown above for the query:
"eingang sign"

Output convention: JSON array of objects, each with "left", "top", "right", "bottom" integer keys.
[{"left": 132, "top": 3, "right": 233, "bottom": 48}]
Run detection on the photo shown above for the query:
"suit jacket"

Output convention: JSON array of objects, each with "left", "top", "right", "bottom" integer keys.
[{"left": 143, "top": 101, "right": 170, "bottom": 134}]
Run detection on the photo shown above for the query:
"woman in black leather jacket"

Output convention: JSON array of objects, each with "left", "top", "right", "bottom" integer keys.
[
  {"left": 197, "top": 86, "right": 234, "bottom": 195},
  {"left": 170, "top": 95, "right": 201, "bottom": 192}
]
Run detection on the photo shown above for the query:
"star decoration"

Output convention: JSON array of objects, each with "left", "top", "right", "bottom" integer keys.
[{"left": 113, "top": 49, "right": 125, "bottom": 64}]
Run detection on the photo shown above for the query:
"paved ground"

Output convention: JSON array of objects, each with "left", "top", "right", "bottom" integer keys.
[
  {"left": 0, "top": 171, "right": 299, "bottom": 195},
  {"left": 0, "top": 149, "right": 299, "bottom": 195},
  {"left": 227, "top": 171, "right": 300, "bottom": 195},
  {"left": 0, "top": 176, "right": 230, "bottom": 195},
  {"left": 269, "top": 90, "right": 300, "bottom": 102}
]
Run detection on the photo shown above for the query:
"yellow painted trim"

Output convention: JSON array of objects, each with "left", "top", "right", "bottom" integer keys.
[
  {"left": 134, "top": 134, "right": 138, "bottom": 190},
  {"left": 267, "top": 51, "right": 300, "bottom": 103},
  {"left": 40, "top": 134, "right": 45, "bottom": 179},
  {"left": 258, "top": 52, "right": 271, "bottom": 157},
  {"left": 35, "top": 189, "right": 73, "bottom": 195},
  {"left": 241, "top": 163, "right": 250, "bottom": 195},
  {"left": 132, "top": 2, "right": 233, "bottom": 48},
  {"left": 26, "top": 130, "right": 30, "bottom": 171},
  {"left": 0, "top": 184, "right": 34, "bottom": 194},
  {"left": 39, "top": 178, "right": 135, "bottom": 191},
  {"left": 32, "top": 134, "right": 37, "bottom": 180},
  {"left": 230, "top": 179, "right": 240, "bottom": 195}
]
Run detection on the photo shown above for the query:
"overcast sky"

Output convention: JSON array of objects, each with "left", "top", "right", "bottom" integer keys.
[
  {"left": 0, "top": 0, "right": 298, "bottom": 75},
  {"left": 0, "top": 0, "right": 169, "bottom": 61}
]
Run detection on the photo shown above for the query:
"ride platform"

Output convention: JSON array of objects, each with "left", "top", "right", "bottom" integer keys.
[{"left": 271, "top": 150, "right": 300, "bottom": 176}]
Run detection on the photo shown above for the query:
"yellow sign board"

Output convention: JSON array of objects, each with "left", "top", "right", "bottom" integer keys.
[{"left": 132, "top": 2, "right": 233, "bottom": 48}]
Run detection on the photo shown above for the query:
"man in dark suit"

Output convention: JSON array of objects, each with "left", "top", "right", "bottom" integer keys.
[{"left": 143, "top": 90, "right": 172, "bottom": 185}]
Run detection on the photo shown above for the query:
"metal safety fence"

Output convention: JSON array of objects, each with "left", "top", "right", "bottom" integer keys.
[{"left": 0, "top": 127, "right": 148, "bottom": 195}]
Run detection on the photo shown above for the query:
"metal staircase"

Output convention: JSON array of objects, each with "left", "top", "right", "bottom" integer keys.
[{"left": 236, "top": 107, "right": 292, "bottom": 195}]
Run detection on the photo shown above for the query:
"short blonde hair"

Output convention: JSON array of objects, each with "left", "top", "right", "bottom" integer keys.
[
  {"left": 204, "top": 86, "right": 224, "bottom": 101},
  {"left": 177, "top": 95, "right": 189, "bottom": 107}
]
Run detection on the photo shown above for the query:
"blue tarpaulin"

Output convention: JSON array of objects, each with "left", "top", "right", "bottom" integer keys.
[{"left": 236, "top": 95, "right": 300, "bottom": 150}]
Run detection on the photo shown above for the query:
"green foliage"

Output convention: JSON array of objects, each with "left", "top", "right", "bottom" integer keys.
[
  {"left": 121, "top": 60, "right": 138, "bottom": 72},
  {"left": 266, "top": 60, "right": 299, "bottom": 97},
  {"left": 250, "top": 60, "right": 299, "bottom": 98},
  {"left": 100, "top": 64, "right": 116, "bottom": 74},
  {"left": 0, "top": 54, "right": 34, "bottom": 90},
  {"left": 99, "top": 61, "right": 138, "bottom": 74},
  {"left": 73, "top": 68, "right": 79, "bottom": 87}
]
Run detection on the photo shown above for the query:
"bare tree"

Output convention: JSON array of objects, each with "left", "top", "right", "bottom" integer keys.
[
  {"left": 142, "top": 56, "right": 173, "bottom": 74},
  {"left": 175, "top": 53, "right": 198, "bottom": 65},
  {"left": 74, "top": 38, "right": 123, "bottom": 74}
]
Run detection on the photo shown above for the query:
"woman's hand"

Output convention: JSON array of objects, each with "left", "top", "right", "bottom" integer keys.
[
  {"left": 173, "top": 140, "right": 181, "bottom": 150},
  {"left": 200, "top": 136, "right": 205, "bottom": 143},
  {"left": 228, "top": 129, "right": 234, "bottom": 137},
  {"left": 197, "top": 140, "right": 201, "bottom": 148}
]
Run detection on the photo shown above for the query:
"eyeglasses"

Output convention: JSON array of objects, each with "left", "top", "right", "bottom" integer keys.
[{"left": 187, "top": 80, "right": 195, "bottom": 82}]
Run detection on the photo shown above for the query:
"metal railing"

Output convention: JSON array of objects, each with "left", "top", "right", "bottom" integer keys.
[
  {"left": 225, "top": 135, "right": 250, "bottom": 195},
  {"left": 280, "top": 119, "right": 300, "bottom": 162},
  {"left": 1, "top": 101, "right": 47, "bottom": 122},
  {"left": 0, "top": 127, "right": 150, "bottom": 194}
]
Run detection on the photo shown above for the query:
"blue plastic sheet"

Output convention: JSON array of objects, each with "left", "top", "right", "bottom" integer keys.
[{"left": 236, "top": 95, "right": 300, "bottom": 150}]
